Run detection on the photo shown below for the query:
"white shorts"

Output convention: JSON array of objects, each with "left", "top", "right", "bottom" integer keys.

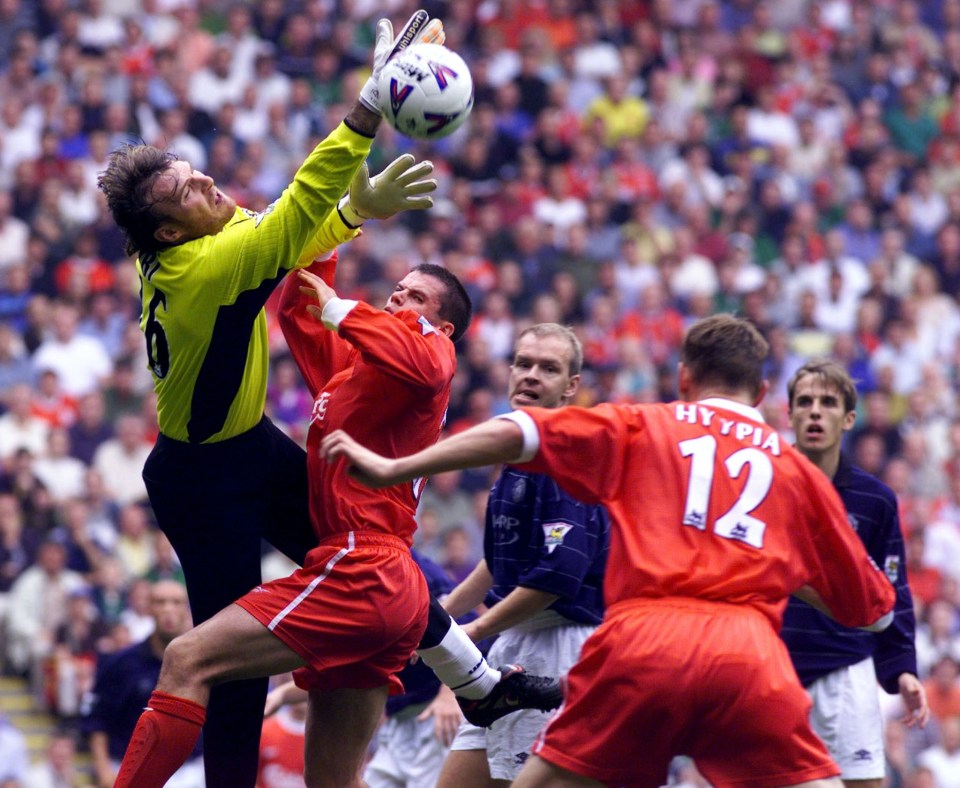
[
  {"left": 363, "top": 707, "right": 449, "bottom": 788},
  {"left": 806, "top": 657, "right": 885, "bottom": 780},
  {"left": 450, "top": 611, "right": 595, "bottom": 781}
]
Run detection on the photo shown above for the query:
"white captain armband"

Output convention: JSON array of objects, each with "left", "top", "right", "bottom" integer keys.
[
  {"left": 320, "top": 297, "right": 359, "bottom": 332},
  {"left": 496, "top": 411, "right": 540, "bottom": 464},
  {"left": 337, "top": 195, "right": 368, "bottom": 229}
]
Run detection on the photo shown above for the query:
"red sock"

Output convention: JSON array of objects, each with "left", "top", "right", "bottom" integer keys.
[{"left": 115, "top": 691, "right": 206, "bottom": 788}]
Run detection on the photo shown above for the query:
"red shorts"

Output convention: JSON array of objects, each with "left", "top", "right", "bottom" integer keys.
[
  {"left": 533, "top": 598, "right": 839, "bottom": 788},
  {"left": 235, "top": 531, "right": 428, "bottom": 694}
]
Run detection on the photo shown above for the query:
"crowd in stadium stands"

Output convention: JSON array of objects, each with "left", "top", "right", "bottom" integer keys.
[{"left": 0, "top": 0, "right": 960, "bottom": 782}]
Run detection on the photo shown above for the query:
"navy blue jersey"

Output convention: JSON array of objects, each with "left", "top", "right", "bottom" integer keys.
[
  {"left": 484, "top": 468, "right": 609, "bottom": 626},
  {"left": 781, "top": 454, "right": 917, "bottom": 693},
  {"left": 81, "top": 640, "right": 203, "bottom": 761},
  {"left": 385, "top": 550, "right": 455, "bottom": 717}
]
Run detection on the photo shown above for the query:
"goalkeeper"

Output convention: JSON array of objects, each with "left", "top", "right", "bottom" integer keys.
[{"left": 99, "top": 11, "right": 558, "bottom": 788}]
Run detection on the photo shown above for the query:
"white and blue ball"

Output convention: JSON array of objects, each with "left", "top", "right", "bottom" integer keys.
[{"left": 378, "top": 43, "right": 474, "bottom": 140}]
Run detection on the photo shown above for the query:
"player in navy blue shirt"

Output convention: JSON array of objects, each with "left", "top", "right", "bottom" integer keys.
[
  {"left": 437, "top": 324, "right": 609, "bottom": 785},
  {"left": 782, "top": 359, "right": 929, "bottom": 786}
]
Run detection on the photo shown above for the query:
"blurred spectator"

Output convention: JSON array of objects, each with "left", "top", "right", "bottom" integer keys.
[
  {"left": 440, "top": 525, "right": 477, "bottom": 586},
  {"left": 0, "top": 322, "right": 33, "bottom": 392},
  {"left": 75, "top": 290, "right": 126, "bottom": 361},
  {"left": 907, "top": 529, "right": 944, "bottom": 609},
  {"left": 532, "top": 164, "right": 587, "bottom": 248},
  {"left": 153, "top": 104, "right": 207, "bottom": 170},
  {"left": 0, "top": 713, "right": 28, "bottom": 785},
  {"left": 849, "top": 389, "right": 904, "bottom": 461},
  {"left": 32, "top": 429, "right": 86, "bottom": 504},
  {"left": 0, "top": 492, "right": 40, "bottom": 595},
  {"left": 0, "top": 96, "right": 42, "bottom": 179},
  {"left": 91, "top": 413, "right": 150, "bottom": 506},
  {"left": 265, "top": 355, "right": 311, "bottom": 443},
  {"left": 583, "top": 73, "right": 648, "bottom": 147},
  {"left": 118, "top": 577, "right": 155, "bottom": 642},
  {"left": 659, "top": 142, "right": 724, "bottom": 211},
  {"left": 188, "top": 41, "right": 244, "bottom": 116},
  {"left": 916, "top": 713, "right": 960, "bottom": 787},
  {"left": 470, "top": 290, "right": 515, "bottom": 363},
  {"left": 68, "top": 390, "right": 112, "bottom": 466},
  {"left": 0, "top": 191, "right": 29, "bottom": 276},
  {"left": 30, "top": 368, "right": 79, "bottom": 430},
  {"left": 885, "top": 82, "right": 939, "bottom": 170},
  {"left": 23, "top": 729, "right": 83, "bottom": 788},
  {"left": 113, "top": 504, "right": 154, "bottom": 581},
  {"left": 619, "top": 281, "right": 685, "bottom": 367},
  {"left": 5, "top": 537, "right": 85, "bottom": 679},
  {"left": 56, "top": 160, "right": 100, "bottom": 235},
  {"left": 143, "top": 529, "right": 184, "bottom": 586},
  {"left": 0, "top": 382, "right": 50, "bottom": 466},
  {"left": 54, "top": 496, "right": 110, "bottom": 577},
  {"left": 0, "top": 443, "right": 56, "bottom": 527},
  {"left": 100, "top": 357, "right": 146, "bottom": 422},
  {"left": 32, "top": 301, "right": 113, "bottom": 398},
  {"left": 917, "top": 600, "right": 960, "bottom": 679},
  {"left": 88, "top": 555, "right": 127, "bottom": 628},
  {"left": 83, "top": 579, "right": 202, "bottom": 788},
  {"left": 46, "top": 584, "right": 108, "bottom": 718},
  {"left": 416, "top": 469, "right": 476, "bottom": 552},
  {"left": 258, "top": 686, "right": 306, "bottom": 788}
]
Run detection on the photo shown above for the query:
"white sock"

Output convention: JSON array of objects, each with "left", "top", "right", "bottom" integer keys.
[{"left": 416, "top": 622, "right": 501, "bottom": 699}]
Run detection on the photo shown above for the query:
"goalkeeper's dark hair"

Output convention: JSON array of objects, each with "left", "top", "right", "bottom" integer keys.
[
  {"left": 97, "top": 143, "right": 180, "bottom": 257},
  {"left": 413, "top": 263, "right": 472, "bottom": 343}
]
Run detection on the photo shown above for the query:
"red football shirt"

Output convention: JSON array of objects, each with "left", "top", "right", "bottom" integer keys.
[
  {"left": 512, "top": 397, "right": 895, "bottom": 630},
  {"left": 278, "top": 257, "right": 455, "bottom": 546}
]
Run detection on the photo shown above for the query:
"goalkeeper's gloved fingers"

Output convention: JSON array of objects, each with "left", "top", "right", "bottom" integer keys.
[
  {"left": 360, "top": 10, "right": 433, "bottom": 115},
  {"left": 379, "top": 154, "right": 435, "bottom": 185},
  {"left": 388, "top": 9, "right": 430, "bottom": 59},
  {"left": 345, "top": 155, "right": 437, "bottom": 221},
  {"left": 414, "top": 18, "right": 445, "bottom": 47}
]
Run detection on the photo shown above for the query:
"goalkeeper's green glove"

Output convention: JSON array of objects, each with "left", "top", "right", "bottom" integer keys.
[
  {"left": 358, "top": 9, "right": 446, "bottom": 115},
  {"left": 338, "top": 154, "right": 437, "bottom": 226}
]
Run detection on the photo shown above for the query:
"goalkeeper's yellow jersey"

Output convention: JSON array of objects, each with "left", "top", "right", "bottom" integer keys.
[{"left": 137, "top": 122, "right": 369, "bottom": 443}]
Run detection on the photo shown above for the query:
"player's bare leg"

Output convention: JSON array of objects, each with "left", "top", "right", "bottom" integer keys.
[
  {"left": 304, "top": 685, "right": 389, "bottom": 787},
  {"left": 157, "top": 604, "right": 305, "bottom": 703},
  {"left": 511, "top": 755, "right": 604, "bottom": 788},
  {"left": 116, "top": 605, "right": 306, "bottom": 788},
  {"left": 435, "top": 748, "right": 492, "bottom": 788}
]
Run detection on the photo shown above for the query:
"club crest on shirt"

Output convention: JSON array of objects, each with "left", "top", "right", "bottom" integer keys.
[
  {"left": 542, "top": 523, "right": 571, "bottom": 554},
  {"left": 512, "top": 478, "right": 526, "bottom": 502},
  {"left": 311, "top": 392, "right": 330, "bottom": 424},
  {"left": 884, "top": 555, "right": 900, "bottom": 582},
  {"left": 245, "top": 200, "right": 277, "bottom": 228},
  {"left": 417, "top": 315, "right": 438, "bottom": 335}
]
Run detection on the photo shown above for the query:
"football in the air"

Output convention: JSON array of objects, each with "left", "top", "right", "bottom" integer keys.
[{"left": 378, "top": 43, "right": 474, "bottom": 140}]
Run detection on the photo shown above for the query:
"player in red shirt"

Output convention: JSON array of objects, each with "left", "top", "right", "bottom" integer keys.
[
  {"left": 114, "top": 257, "right": 472, "bottom": 788},
  {"left": 321, "top": 314, "right": 897, "bottom": 788}
]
